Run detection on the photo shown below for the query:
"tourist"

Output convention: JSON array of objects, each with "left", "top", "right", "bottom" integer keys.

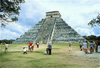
[
  {"left": 93, "top": 41, "right": 96, "bottom": 52},
  {"left": 5, "top": 43, "right": 8, "bottom": 53},
  {"left": 48, "top": 42, "right": 52, "bottom": 55},
  {"left": 95, "top": 40, "right": 98, "bottom": 52},
  {"left": 79, "top": 41, "right": 82, "bottom": 51},
  {"left": 90, "top": 41, "right": 93, "bottom": 54},
  {"left": 86, "top": 41, "right": 89, "bottom": 49},
  {"left": 44, "top": 47, "right": 49, "bottom": 55},
  {"left": 32, "top": 43, "right": 34, "bottom": 51},
  {"left": 37, "top": 42, "right": 39, "bottom": 48},
  {"left": 69, "top": 41, "right": 72, "bottom": 52},
  {"left": 83, "top": 41, "right": 88, "bottom": 54},
  {"left": 46, "top": 46, "right": 49, "bottom": 54},
  {"left": 29, "top": 42, "right": 33, "bottom": 51},
  {"left": 23, "top": 47, "right": 27, "bottom": 54}
]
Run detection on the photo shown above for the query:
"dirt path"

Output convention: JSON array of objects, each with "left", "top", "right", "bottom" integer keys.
[
  {"left": 1, "top": 44, "right": 47, "bottom": 52},
  {"left": 74, "top": 51, "right": 100, "bottom": 60}
]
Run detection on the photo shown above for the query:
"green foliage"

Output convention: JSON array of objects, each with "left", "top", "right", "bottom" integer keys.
[
  {"left": 88, "top": 14, "right": 100, "bottom": 27},
  {"left": 11, "top": 16, "right": 18, "bottom": 21},
  {"left": 0, "top": 39, "right": 15, "bottom": 44},
  {"left": 0, "top": 0, "right": 25, "bottom": 26},
  {"left": 83, "top": 35, "right": 100, "bottom": 42}
]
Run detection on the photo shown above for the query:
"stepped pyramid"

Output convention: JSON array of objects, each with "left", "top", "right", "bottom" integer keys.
[{"left": 13, "top": 11, "right": 85, "bottom": 43}]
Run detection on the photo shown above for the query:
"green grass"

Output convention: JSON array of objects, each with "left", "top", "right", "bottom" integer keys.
[{"left": 0, "top": 43, "right": 99, "bottom": 68}]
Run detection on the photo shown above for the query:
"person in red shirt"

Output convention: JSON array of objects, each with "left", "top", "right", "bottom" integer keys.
[
  {"left": 95, "top": 40, "right": 98, "bottom": 52},
  {"left": 32, "top": 43, "right": 34, "bottom": 51},
  {"left": 29, "top": 42, "right": 33, "bottom": 51}
]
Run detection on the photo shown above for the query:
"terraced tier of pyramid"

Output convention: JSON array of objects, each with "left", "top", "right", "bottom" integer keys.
[{"left": 13, "top": 11, "right": 85, "bottom": 43}]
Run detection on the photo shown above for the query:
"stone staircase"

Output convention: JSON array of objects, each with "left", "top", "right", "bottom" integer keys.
[{"left": 35, "top": 18, "right": 56, "bottom": 43}]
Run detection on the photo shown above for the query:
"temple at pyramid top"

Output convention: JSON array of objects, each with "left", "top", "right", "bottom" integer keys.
[{"left": 46, "top": 11, "right": 61, "bottom": 18}]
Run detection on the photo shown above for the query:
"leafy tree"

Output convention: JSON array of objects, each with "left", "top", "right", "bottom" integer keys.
[
  {"left": 88, "top": 14, "right": 100, "bottom": 27},
  {"left": 83, "top": 35, "right": 89, "bottom": 40},
  {"left": 0, "top": 0, "right": 25, "bottom": 27},
  {"left": 83, "top": 35, "right": 100, "bottom": 42},
  {"left": 88, "top": 35, "right": 96, "bottom": 40},
  {"left": 97, "top": 36, "right": 100, "bottom": 40},
  {"left": 0, "top": 39, "right": 15, "bottom": 44}
]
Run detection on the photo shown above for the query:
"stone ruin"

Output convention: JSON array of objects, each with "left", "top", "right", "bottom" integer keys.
[{"left": 13, "top": 11, "right": 85, "bottom": 44}]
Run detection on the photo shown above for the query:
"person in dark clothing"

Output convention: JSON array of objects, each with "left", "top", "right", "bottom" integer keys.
[
  {"left": 48, "top": 42, "right": 52, "bottom": 55},
  {"left": 95, "top": 40, "right": 98, "bottom": 52}
]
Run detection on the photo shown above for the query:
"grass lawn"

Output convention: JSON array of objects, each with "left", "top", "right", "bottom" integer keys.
[{"left": 0, "top": 43, "right": 100, "bottom": 68}]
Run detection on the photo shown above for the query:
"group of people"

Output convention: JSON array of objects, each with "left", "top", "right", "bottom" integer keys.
[
  {"left": 23, "top": 42, "right": 52, "bottom": 55},
  {"left": 79, "top": 40, "right": 99, "bottom": 54},
  {"left": 4, "top": 40, "right": 99, "bottom": 55},
  {"left": 23, "top": 42, "right": 40, "bottom": 54}
]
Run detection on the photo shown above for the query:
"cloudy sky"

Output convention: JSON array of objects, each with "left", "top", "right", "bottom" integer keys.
[{"left": 0, "top": 0, "right": 100, "bottom": 40}]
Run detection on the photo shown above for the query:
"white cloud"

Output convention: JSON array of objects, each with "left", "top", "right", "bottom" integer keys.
[
  {"left": 6, "top": 22, "right": 29, "bottom": 33},
  {"left": 0, "top": 22, "right": 30, "bottom": 40},
  {"left": 0, "top": 29, "right": 19, "bottom": 40},
  {"left": 0, "top": 0, "right": 100, "bottom": 40},
  {"left": 75, "top": 27, "right": 95, "bottom": 36}
]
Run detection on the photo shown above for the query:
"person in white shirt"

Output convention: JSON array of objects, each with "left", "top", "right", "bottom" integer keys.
[
  {"left": 83, "top": 41, "right": 88, "bottom": 54},
  {"left": 23, "top": 47, "right": 27, "bottom": 54},
  {"left": 5, "top": 43, "right": 8, "bottom": 51}
]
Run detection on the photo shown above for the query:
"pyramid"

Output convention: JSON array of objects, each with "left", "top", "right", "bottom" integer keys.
[{"left": 13, "top": 11, "right": 85, "bottom": 43}]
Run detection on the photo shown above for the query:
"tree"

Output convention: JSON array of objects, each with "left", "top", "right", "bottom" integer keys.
[
  {"left": 83, "top": 35, "right": 89, "bottom": 40},
  {"left": 88, "top": 14, "right": 100, "bottom": 27},
  {"left": 0, "top": 0, "right": 25, "bottom": 27},
  {"left": 97, "top": 36, "right": 100, "bottom": 40},
  {"left": 88, "top": 35, "right": 96, "bottom": 40}
]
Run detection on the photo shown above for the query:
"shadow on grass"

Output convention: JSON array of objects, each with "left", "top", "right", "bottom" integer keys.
[
  {"left": 52, "top": 52, "right": 62, "bottom": 55},
  {"left": 53, "top": 48, "right": 61, "bottom": 49},
  {"left": 34, "top": 51, "right": 43, "bottom": 53},
  {"left": 0, "top": 51, "right": 11, "bottom": 56}
]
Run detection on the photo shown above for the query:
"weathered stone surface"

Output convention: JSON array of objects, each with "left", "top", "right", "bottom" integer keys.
[{"left": 13, "top": 11, "right": 85, "bottom": 43}]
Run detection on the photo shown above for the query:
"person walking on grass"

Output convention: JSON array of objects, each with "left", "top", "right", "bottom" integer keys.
[
  {"left": 32, "top": 43, "right": 34, "bottom": 51},
  {"left": 83, "top": 41, "right": 88, "bottom": 54},
  {"left": 90, "top": 41, "right": 93, "bottom": 54},
  {"left": 37, "top": 42, "right": 39, "bottom": 48},
  {"left": 29, "top": 42, "right": 33, "bottom": 51},
  {"left": 69, "top": 41, "right": 72, "bottom": 52},
  {"left": 23, "top": 47, "right": 27, "bottom": 54},
  {"left": 48, "top": 42, "right": 52, "bottom": 55},
  {"left": 79, "top": 41, "right": 82, "bottom": 51},
  {"left": 93, "top": 41, "right": 96, "bottom": 52},
  {"left": 5, "top": 43, "right": 8, "bottom": 53}
]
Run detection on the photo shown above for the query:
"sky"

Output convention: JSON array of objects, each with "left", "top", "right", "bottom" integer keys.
[{"left": 0, "top": 0, "right": 100, "bottom": 40}]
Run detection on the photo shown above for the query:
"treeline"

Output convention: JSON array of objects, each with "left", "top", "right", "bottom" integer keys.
[
  {"left": 0, "top": 39, "right": 15, "bottom": 44},
  {"left": 0, "top": 35, "right": 100, "bottom": 44},
  {"left": 83, "top": 35, "right": 100, "bottom": 42}
]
